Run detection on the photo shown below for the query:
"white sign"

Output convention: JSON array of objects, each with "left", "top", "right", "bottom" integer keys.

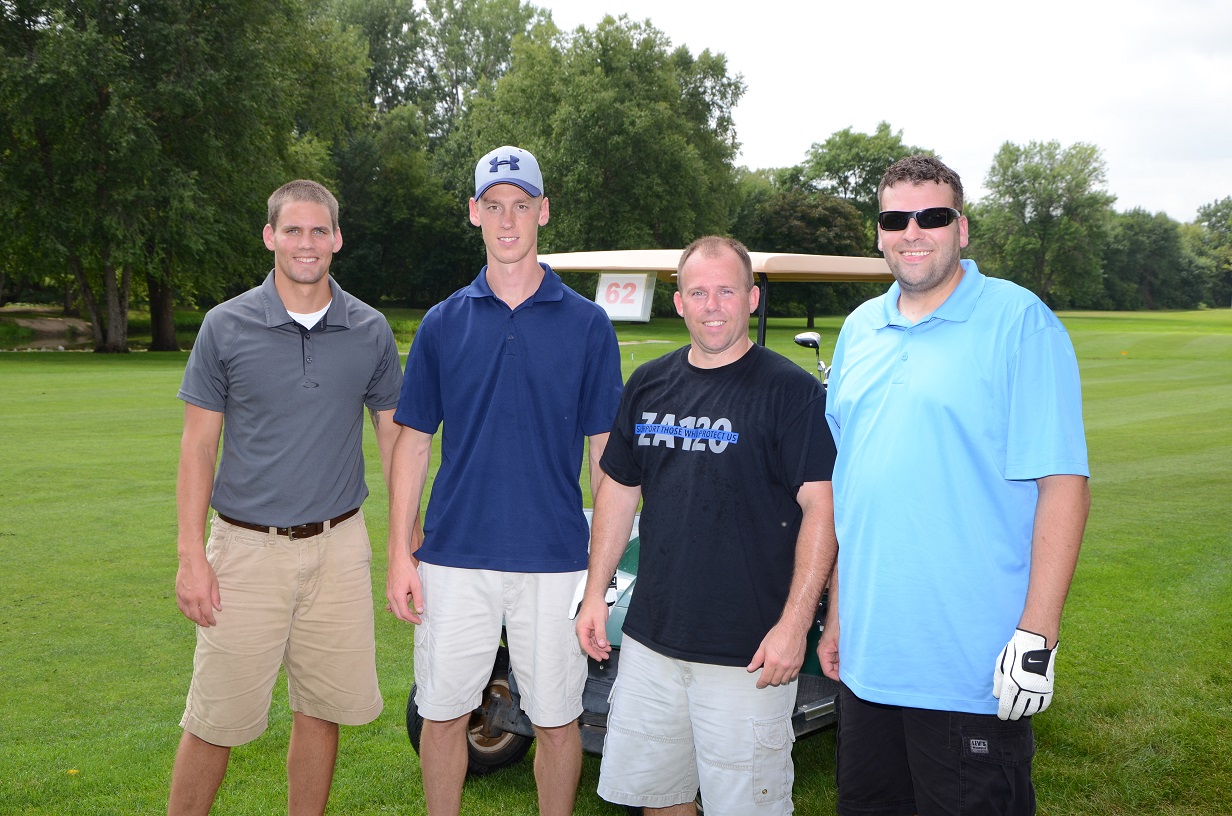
[{"left": 595, "top": 273, "right": 656, "bottom": 322}]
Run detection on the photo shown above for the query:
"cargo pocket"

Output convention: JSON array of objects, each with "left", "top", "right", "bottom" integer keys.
[
  {"left": 752, "top": 715, "right": 794, "bottom": 804},
  {"left": 958, "top": 720, "right": 1036, "bottom": 814}
]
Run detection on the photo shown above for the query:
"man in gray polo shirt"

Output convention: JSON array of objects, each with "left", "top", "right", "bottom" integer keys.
[{"left": 168, "top": 180, "right": 404, "bottom": 816}]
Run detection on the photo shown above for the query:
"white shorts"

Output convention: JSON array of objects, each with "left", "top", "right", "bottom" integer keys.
[
  {"left": 413, "top": 562, "right": 587, "bottom": 727},
  {"left": 598, "top": 637, "right": 797, "bottom": 816}
]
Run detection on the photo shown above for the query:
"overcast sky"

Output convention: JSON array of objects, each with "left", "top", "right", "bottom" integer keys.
[{"left": 538, "top": 0, "right": 1232, "bottom": 223}]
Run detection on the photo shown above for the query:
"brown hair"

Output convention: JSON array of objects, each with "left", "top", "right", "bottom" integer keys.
[
  {"left": 877, "top": 155, "right": 964, "bottom": 211},
  {"left": 267, "top": 180, "right": 339, "bottom": 231},
  {"left": 677, "top": 236, "right": 754, "bottom": 291}
]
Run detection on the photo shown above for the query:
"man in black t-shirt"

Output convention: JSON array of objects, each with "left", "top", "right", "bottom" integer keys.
[{"left": 576, "top": 236, "right": 838, "bottom": 816}]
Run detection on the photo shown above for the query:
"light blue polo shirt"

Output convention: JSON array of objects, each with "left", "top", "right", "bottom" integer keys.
[
  {"left": 825, "top": 260, "right": 1088, "bottom": 714},
  {"left": 394, "top": 264, "right": 623, "bottom": 572}
]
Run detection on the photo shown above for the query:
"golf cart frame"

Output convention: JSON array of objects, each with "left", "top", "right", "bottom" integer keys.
[{"left": 404, "top": 249, "right": 893, "bottom": 776}]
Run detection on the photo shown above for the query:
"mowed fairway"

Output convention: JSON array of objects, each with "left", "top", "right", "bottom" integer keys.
[{"left": 0, "top": 309, "right": 1228, "bottom": 815}]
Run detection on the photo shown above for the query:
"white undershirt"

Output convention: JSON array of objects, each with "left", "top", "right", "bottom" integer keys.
[{"left": 287, "top": 301, "right": 331, "bottom": 330}]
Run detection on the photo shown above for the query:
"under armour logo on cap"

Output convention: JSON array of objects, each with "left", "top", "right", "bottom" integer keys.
[
  {"left": 475, "top": 145, "right": 543, "bottom": 199},
  {"left": 489, "top": 155, "right": 520, "bottom": 173}
]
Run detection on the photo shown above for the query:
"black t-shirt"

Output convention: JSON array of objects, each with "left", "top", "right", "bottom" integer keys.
[{"left": 601, "top": 344, "right": 837, "bottom": 666}]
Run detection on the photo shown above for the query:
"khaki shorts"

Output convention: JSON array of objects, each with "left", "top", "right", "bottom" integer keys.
[
  {"left": 413, "top": 563, "right": 587, "bottom": 727},
  {"left": 179, "top": 511, "right": 382, "bottom": 747},
  {"left": 598, "top": 637, "right": 797, "bottom": 815}
]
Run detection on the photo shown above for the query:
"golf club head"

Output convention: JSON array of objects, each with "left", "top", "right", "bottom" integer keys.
[{"left": 794, "top": 331, "right": 821, "bottom": 351}]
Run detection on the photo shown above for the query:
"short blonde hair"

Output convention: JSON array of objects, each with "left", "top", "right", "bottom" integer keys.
[
  {"left": 677, "top": 236, "right": 754, "bottom": 291},
  {"left": 267, "top": 180, "right": 339, "bottom": 231}
]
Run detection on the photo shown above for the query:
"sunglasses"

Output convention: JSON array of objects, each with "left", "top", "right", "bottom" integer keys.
[{"left": 877, "top": 207, "right": 962, "bottom": 231}]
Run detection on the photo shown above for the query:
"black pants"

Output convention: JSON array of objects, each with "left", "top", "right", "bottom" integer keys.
[{"left": 835, "top": 683, "right": 1036, "bottom": 816}]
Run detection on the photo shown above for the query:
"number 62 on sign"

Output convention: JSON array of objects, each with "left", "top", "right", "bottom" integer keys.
[{"left": 595, "top": 273, "right": 657, "bottom": 322}]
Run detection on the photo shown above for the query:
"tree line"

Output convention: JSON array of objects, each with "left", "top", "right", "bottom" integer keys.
[{"left": 2, "top": 0, "right": 1229, "bottom": 351}]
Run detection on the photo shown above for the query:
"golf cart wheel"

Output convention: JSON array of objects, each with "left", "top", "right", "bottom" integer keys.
[{"left": 405, "top": 654, "right": 533, "bottom": 776}]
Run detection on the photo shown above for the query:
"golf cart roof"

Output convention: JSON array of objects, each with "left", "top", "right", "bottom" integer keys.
[{"left": 539, "top": 249, "right": 893, "bottom": 283}]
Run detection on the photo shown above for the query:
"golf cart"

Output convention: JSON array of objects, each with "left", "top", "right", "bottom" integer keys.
[{"left": 404, "top": 249, "right": 893, "bottom": 775}]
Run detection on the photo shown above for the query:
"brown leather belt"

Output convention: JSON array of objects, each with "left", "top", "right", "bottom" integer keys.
[{"left": 217, "top": 507, "right": 359, "bottom": 539}]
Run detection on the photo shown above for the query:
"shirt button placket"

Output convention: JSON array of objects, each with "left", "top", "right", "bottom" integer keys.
[{"left": 304, "top": 331, "right": 317, "bottom": 382}]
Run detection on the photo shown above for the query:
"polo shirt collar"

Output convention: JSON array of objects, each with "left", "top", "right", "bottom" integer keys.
[
  {"left": 465, "top": 263, "right": 565, "bottom": 306},
  {"left": 259, "top": 271, "right": 350, "bottom": 329},
  {"left": 877, "top": 259, "right": 985, "bottom": 328}
]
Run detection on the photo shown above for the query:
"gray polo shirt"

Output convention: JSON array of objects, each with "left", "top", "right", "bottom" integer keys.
[{"left": 179, "top": 272, "right": 403, "bottom": 527}]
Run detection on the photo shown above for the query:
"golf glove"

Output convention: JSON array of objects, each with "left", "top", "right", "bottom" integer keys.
[{"left": 993, "top": 628, "right": 1057, "bottom": 721}]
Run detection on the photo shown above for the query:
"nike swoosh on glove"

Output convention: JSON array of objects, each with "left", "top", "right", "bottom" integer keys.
[{"left": 992, "top": 628, "right": 1057, "bottom": 721}]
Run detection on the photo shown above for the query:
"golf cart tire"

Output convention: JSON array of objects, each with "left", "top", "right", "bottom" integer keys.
[{"left": 405, "top": 650, "right": 533, "bottom": 776}]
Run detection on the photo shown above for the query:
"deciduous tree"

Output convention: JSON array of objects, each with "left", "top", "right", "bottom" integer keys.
[
  {"left": 1102, "top": 208, "right": 1209, "bottom": 310},
  {"left": 972, "top": 140, "right": 1115, "bottom": 307},
  {"left": 0, "top": 0, "right": 369, "bottom": 350},
  {"left": 333, "top": 104, "right": 461, "bottom": 305},
  {"left": 409, "top": 0, "right": 552, "bottom": 141},
  {"left": 732, "top": 171, "right": 871, "bottom": 325},
  {"left": 803, "top": 121, "right": 928, "bottom": 233},
  {"left": 1195, "top": 197, "right": 1232, "bottom": 307},
  {"left": 462, "top": 15, "right": 744, "bottom": 255}
]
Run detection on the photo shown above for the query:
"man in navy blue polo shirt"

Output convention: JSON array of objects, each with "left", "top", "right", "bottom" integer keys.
[{"left": 386, "top": 145, "right": 623, "bottom": 816}]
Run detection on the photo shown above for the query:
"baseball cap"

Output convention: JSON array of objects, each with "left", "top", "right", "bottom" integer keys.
[{"left": 474, "top": 145, "right": 543, "bottom": 199}]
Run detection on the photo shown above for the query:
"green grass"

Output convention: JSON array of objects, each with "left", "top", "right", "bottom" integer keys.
[
  {"left": 0, "top": 309, "right": 1229, "bottom": 814},
  {"left": 0, "top": 320, "right": 34, "bottom": 344}
]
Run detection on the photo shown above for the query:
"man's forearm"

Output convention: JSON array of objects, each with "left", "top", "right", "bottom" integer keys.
[
  {"left": 176, "top": 453, "right": 214, "bottom": 558},
  {"left": 388, "top": 426, "right": 432, "bottom": 561},
  {"left": 370, "top": 408, "right": 399, "bottom": 491},
  {"left": 583, "top": 477, "right": 640, "bottom": 600},
  {"left": 1019, "top": 474, "right": 1090, "bottom": 646},
  {"left": 176, "top": 406, "right": 223, "bottom": 559},
  {"left": 778, "top": 482, "right": 838, "bottom": 634},
  {"left": 587, "top": 432, "right": 610, "bottom": 506}
]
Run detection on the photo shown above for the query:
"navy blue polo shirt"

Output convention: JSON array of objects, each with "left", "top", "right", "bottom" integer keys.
[
  {"left": 395, "top": 265, "right": 623, "bottom": 572},
  {"left": 180, "top": 272, "right": 403, "bottom": 527}
]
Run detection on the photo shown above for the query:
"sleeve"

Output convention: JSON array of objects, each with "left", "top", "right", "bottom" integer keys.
[
  {"left": 365, "top": 318, "right": 404, "bottom": 411},
  {"left": 779, "top": 375, "right": 836, "bottom": 490},
  {"left": 392, "top": 307, "right": 443, "bottom": 433},
  {"left": 1004, "top": 306, "right": 1089, "bottom": 480},
  {"left": 598, "top": 366, "right": 644, "bottom": 487},
  {"left": 824, "top": 325, "right": 849, "bottom": 445},
  {"left": 579, "top": 312, "right": 624, "bottom": 436},
  {"left": 177, "top": 308, "right": 228, "bottom": 412}
]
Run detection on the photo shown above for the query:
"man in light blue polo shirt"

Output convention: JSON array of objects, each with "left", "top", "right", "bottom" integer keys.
[
  {"left": 818, "top": 155, "right": 1090, "bottom": 815},
  {"left": 385, "top": 145, "right": 623, "bottom": 816}
]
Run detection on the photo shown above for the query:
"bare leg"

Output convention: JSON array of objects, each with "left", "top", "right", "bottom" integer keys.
[
  {"left": 287, "top": 712, "right": 338, "bottom": 816},
  {"left": 167, "top": 731, "right": 230, "bottom": 816},
  {"left": 532, "top": 721, "right": 582, "bottom": 816},
  {"left": 420, "top": 716, "right": 469, "bottom": 816}
]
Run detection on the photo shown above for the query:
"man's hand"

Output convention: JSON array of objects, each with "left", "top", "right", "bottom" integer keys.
[
  {"left": 993, "top": 628, "right": 1057, "bottom": 720},
  {"left": 575, "top": 596, "right": 612, "bottom": 661},
  {"left": 385, "top": 552, "right": 424, "bottom": 624},
  {"left": 817, "top": 621, "right": 839, "bottom": 681},
  {"left": 747, "top": 621, "right": 807, "bottom": 688},
  {"left": 175, "top": 556, "right": 221, "bottom": 627}
]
